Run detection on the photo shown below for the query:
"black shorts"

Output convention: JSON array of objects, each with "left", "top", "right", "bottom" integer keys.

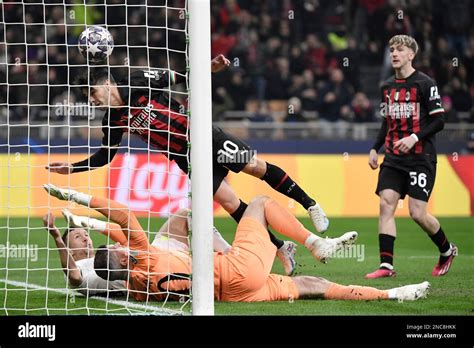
[
  {"left": 211, "top": 126, "right": 253, "bottom": 193},
  {"left": 171, "top": 127, "right": 254, "bottom": 194},
  {"left": 376, "top": 158, "right": 437, "bottom": 202}
]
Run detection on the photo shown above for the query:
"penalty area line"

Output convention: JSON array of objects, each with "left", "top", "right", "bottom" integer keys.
[{"left": 0, "top": 278, "right": 183, "bottom": 316}]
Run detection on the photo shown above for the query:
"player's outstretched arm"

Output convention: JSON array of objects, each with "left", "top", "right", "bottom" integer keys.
[
  {"left": 211, "top": 54, "right": 231, "bottom": 73},
  {"left": 42, "top": 212, "right": 82, "bottom": 287},
  {"left": 46, "top": 146, "right": 118, "bottom": 175},
  {"left": 45, "top": 162, "right": 73, "bottom": 175}
]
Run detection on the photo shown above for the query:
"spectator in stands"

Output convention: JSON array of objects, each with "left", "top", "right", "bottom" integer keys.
[
  {"left": 442, "top": 96, "right": 460, "bottom": 124},
  {"left": 445, "top": 77, "right": 472, "bottom": 113},
  {"left": 226, "top": 70, "right": 252, "bottom": 111},
  {"left": 264, "top": 57, "right": 291, "bottom": 100},
  {"left": 3, "top": 0, "right": 474, "bottom": 137},
  {"left": 351, "top": 92, "right": 375, "bottom": 140},
  {"left": 212, "top": 28, "right": 237, "bottom": 58},
  {"left": 289, "top": 45, "right": 306, "bottom": 75},
  {"left": 218, "top": 0, "right": 241, "bottom": 30},
  {"left": 249, "top": 101, "right": 269, "bottom": 121},
  {"left": 304, "top": 34, "right": 328, "bottom": 79},
  {"left": 431, "top": 37, "right": 455, "bottom": 88},
  {"left": 337, "top": 36, "right": 361, "bottom": 91},
  {"left": 285, "top": 97, "right": 306, "bottom": 123},
  {"left": 380, "top": 1, "right": 414, "bottom": 81},
  {"left": 317, "top": 68, "right": 353, "bottom": 138},
  {"left": 440, "top": 0, "right": 471, "bottom": 56},
  {"left": 212, "top": 86, "right": 235, "bottom": 121},
  {"left": 461, "top": 131, "right": 474, "bottom": 154},
  {"left": 288, "top": 69, "right": 318, "bottom": 112}
]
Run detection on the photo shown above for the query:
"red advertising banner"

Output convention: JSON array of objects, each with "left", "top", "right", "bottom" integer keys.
[{"left": 108, "top": 154, "right": 190, "bottom": 216}]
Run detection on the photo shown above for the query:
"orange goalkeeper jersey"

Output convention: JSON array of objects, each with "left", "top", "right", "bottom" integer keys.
[{"left": 127, "top": 231, "right": 192, "bottom": 302}]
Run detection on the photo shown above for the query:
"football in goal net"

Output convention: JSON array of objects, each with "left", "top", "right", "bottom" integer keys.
[{"left": 0, "top": 0, "right": 214, "bottom": 315}]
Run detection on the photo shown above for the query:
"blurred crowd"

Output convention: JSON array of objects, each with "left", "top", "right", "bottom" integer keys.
[
  {"left": 211, "top": 0, "right": 474, "bottom": 126},
  {"left": 1, "top": 0, "right": 473, "bottom": 137},
  {"left": 0, "top": 0, "right": 187, "bottom": 123}
]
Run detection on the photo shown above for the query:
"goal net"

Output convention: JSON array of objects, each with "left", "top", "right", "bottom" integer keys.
[{"left": 0, "top": 0, "right": 214, "bottom": 315}]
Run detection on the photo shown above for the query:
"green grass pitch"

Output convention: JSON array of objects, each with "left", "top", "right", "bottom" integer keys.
[{"left": 0, "top": 216, "right": 472, "bottom": 315}]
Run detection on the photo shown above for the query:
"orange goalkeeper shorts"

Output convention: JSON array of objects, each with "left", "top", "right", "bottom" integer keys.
[{"left": 215, "top": 217, "right": 299, "bottom": 302}]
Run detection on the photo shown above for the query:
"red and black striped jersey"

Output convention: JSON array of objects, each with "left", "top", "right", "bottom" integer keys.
[
  {"left": 377, "top": 70, "right": 444, "bottom": 160},
  {"left": 101, "top": 70, "right": 189, "bottom": 158}
]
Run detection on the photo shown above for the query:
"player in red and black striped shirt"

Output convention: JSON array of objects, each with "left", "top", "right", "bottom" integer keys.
[
  {"left": 46, "top": 56, "right": 331, "bottom": 276},
  {"left": 366, "top": 35, "right": 457, "bottom": 279}
]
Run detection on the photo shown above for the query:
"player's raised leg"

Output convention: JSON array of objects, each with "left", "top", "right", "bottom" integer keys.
[
  {"left": 365, "top": 188, "right": 399, "bottom": 279},
  {"left": 408, "top": 198, "right": 457, "bottom": 276},
  {"left": 293, "top": 276, "right": 430, "bottom": 301},
  {"left": 241, "top": 157, "right": 329, "bottom": 233},
  {"left": 167, "top": 208, "right": 232, "bottom": 254},
  {"left": 44, "top": 183, "right": 142, "bottom": 234},
  {"left": 250, "top": 195, "right": 357, "bottom": 263},
  {"left": 215, "top": 180, "right": 297, "bottom": 274}
]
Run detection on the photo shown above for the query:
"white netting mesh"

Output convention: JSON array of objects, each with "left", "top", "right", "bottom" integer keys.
[{"left": 0, "top": 0, "right": 192, "bottom": 315}]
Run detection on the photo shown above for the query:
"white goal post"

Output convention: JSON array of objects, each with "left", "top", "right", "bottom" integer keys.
[
  {"left": 0, "top": 0, "right": 214, "bottom": 316},
  {"left": 188, "top": 0, "right": 215, "bottom": 315}
]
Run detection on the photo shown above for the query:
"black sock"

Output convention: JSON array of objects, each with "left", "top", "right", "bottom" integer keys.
[
  {"left": 269, "top": 231, "right": 284, "bottom": 249},
  {"left": 429, "top": 227, "right": 451, "bottom": 255},
  {"left": 230, "top": 200, "right": 247, "bottom": 223},
  {"left": 379, "top": 234, "right": 395, "bottom": 268},
  {"left": 261, "top": 162, "right": 316, "bottom": 210},
  {"left": 230, "top": 200, "right": 284, "bottom": 249}
]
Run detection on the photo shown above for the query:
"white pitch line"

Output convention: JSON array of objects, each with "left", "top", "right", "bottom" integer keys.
[{"left": 0, "top": 279, "right": 183, "bottom": 316}]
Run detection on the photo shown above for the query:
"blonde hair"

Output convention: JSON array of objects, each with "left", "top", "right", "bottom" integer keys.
[{"left": 389, "top": 35, "right": 419, "bottom": 55}]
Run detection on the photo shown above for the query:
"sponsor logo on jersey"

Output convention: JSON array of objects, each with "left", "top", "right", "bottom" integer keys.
[{"left": 429, "top": 86, "right": 441, "bottom": 101}]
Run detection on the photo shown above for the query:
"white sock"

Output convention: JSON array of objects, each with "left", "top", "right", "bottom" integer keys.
[
  {"left": 380, "top": 262, "right": 394, "bottom": 270},
  {"left": 388, "top": 288, "right": 398, "bottom": 299},
  {"left": 87, "top": 218, "right": 107, "bottom": 232},
  {"left": 304, "top": 234, "right": 320, "bottom": 249},
  {"left": 441, "top": 246, "right": 452, "bottom": 257},
  {"left": 213, "top": 227, "right": 231, "bottom": 254},
  {"left": 72, "top": 192, "right": 92, "bottom": 206}
]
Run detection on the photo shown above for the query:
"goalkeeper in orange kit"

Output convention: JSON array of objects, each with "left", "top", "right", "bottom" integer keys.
[{"left": 44, "top": 184, "right": 430, "bottom": 303}]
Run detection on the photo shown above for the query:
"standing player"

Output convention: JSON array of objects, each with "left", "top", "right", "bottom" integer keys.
[
  {"left": 45, "top": 55, "right": 329, "bottom": 275},
  {"left": 366, "top": 35, "right": 457, "bottom": 279}
]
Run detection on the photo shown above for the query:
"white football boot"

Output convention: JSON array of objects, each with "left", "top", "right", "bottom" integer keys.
[
  {"left": 392, "top": 281, "right": 430, "bottom": 301},
  {"left": 308, "top": 231, "right": 358, "bottom": 263},
  {"left": 43, "top": 183, "right": 78, "bottom": 201},
  {"left": 276, "top": 241, "right": 297, "bottom": 276},
  {"left": 307, "top": 203, "right": 329, "bottom": 233}
]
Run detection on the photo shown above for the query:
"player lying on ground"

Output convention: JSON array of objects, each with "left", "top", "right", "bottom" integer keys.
[
  {"left": 44, "top": 184, "right": 430, "bottom": 303},
  {"left": 367, "top": 35, "right": 457, "bottom": 279},
  {"left": 45, "top": 55, "right": 328, "bottom": 276},
  {"left": 42, "top": 206, "right": 231, "bottom": 296}
]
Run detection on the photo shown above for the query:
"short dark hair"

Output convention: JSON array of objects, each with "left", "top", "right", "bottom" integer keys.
[
  {"left": 75, "top": 68, "right": 116, "bottom": 97},
  {"left": 94, "top": 245, "right": 123, "bottom": 281},
  {"left": 61, "top": 228, "right": 72, "bottom": 245}
]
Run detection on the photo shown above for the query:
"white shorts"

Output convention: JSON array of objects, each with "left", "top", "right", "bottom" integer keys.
[{"left": 151, "top": 233, "right": 189, "bottom": 252}]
